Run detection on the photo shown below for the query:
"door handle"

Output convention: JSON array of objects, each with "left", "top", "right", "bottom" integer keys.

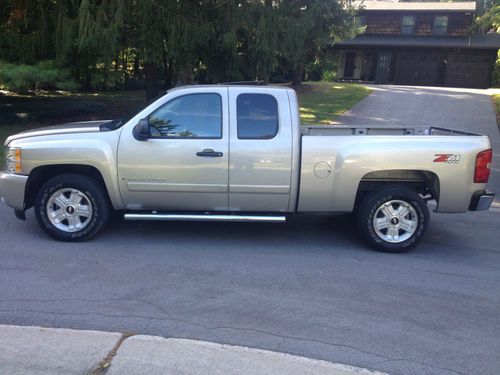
[{"left": 196, "top": 149, "right": 223, "bottom": 157}]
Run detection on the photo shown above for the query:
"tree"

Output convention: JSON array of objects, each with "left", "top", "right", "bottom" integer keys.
[
  {"left": 277, "top": 0, "right": 358, "bottom": 85},
  {"left": 474, "top": 4, "right": 500, "bottom": 33},
  {"left": 0, "top": 0, "right": 359, "bottom": 93}
]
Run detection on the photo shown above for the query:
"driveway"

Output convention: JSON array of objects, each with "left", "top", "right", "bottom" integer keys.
[
  {"left": 0, "top": 85, "right": 499, "bottom": 375},
  {"left": 337, "top": 84, "right": 500, "bottom": 198}
]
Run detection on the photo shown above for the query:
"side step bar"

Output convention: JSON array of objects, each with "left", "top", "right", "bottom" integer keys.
[{"left": 123, "top": 213, "right": 286, "bottom": 223}]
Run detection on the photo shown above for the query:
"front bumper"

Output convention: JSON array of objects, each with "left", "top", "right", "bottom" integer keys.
[
  {"left": 469, "top": 190, "right": 495, "bottom": 211},
  {"left": 0, "top": 171, "right": 28, "bottom": 211}
]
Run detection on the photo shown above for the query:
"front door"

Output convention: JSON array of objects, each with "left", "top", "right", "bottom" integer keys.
[
  {"left": 376, "top": 52, "right": 392, "bottom": 83},
  {"left": 117, "top": 87, "right": 229, "bottom": 211},
  {"left": 344, "top": 52, "right": 356, "bottom": 78},
  {"left": 228, "top": 87, "right": 293, "bottom": 212}
]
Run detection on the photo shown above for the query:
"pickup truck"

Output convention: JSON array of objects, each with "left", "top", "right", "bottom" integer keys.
[{"left": 0, "top": 85, "right": 495, "bottom": 252}]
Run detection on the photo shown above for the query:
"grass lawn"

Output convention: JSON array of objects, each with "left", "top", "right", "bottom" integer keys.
[
  {"left": 493, "top": 94, "right": 500, "bottom": 127},
  {"left": 296, "top": 81, "right": 372, "bottom": 124},
  {"left": 0, "top": 81, "right": 372, "bottom": 167}
]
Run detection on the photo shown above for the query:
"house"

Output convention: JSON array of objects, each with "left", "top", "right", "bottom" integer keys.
[{"left": 333, "top": 1, "right": 500, "bottom": 88}]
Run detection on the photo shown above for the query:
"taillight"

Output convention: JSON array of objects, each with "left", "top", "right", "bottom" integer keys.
[{"left": 474, "top": 149, "right": 492, "bottom": 183}]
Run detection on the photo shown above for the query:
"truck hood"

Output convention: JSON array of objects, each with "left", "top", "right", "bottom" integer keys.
[{"left": 4, "top": 120, "right": 112, "bottom": 145}]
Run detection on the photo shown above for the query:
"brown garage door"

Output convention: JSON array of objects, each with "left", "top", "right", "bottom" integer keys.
[
  {"left": 395, "top": 54, "right": 440, "bottom": 86},
  {"left": 444, "top": 55, "right": 492, "bottom": 89}
]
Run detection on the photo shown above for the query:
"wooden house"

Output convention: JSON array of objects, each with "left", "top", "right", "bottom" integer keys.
[{"left": 333, "top": 1, "right": 500, "bottom": 88}]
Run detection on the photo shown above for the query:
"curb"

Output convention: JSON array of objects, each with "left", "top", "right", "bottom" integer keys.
[{"left": 0, "top": 324, "right": 387, "bottom": 375}]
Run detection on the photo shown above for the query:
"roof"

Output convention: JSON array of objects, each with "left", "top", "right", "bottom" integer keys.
[
  {"left": 355, "top": 1, "right": 476, "bottom": 12},
  {"left": 335, "top": 33, "right": 500, "bottom": 49}
]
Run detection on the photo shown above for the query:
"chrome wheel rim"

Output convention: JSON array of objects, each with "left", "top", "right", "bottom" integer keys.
[
  {"left": 46, "top": 188, "right": 93, "bottom": 233},
  {"left": 372, "top": 200, "right": 418, "bottom": 243}
]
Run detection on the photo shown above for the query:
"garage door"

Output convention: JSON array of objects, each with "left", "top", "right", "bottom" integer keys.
[
  {"left": 395, "top": 54, "right": 440, "bottom": 86},
  {"left": 444, "top": 55, "right": 492, "bottom": 89}
]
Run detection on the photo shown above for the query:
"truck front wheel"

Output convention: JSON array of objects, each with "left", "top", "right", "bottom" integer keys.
[
  {"left": 356, "top": 186, "right": 429, "bottom": 252},
  {"left": 35, "top": 174, "right": 110, "bottom": 242}
]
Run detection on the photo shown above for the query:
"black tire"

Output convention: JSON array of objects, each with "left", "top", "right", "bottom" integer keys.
[
  {"left": 356, "top": 185, "right": 429, "bottom": 253},
  {"left": 35, "top": 174, "right": 110, "bottom": 242}
]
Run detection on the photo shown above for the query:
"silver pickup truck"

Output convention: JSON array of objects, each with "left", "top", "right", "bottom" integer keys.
[{"left": 0, "top": 85, "right": 495, "bottom": 252}]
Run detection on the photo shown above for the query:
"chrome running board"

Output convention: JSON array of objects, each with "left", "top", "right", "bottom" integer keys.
[{"left": 124, "top": 213, "right": 286, "bottom": 223}]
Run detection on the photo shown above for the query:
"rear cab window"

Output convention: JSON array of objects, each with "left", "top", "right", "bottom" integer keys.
[{"left": 237, "top": 94, "right": 279, "bottom": 139}]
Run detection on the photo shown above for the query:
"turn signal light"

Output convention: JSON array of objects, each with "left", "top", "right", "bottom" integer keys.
[
  {"left": 6, "top": 147, "right": 22, "bottom": 174},
  {"left": 474, "top": 149, "right": 492, "bottom": 183}
]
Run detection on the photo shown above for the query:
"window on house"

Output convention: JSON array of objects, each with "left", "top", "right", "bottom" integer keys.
[
  {"left": 433, "top": 16, "right": 448, "bottom": 35},
  {"left": 401, "top": 16, "right": 415, "bottom": 35}
]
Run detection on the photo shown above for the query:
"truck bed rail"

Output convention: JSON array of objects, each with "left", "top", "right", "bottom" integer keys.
[{"left": 301, "top": 125, "right": 481, "bottom": 137}]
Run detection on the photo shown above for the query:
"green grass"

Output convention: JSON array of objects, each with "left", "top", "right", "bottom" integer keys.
[
  {"left": 296, "top": 81, "right": 372, "bottom": 124},
  {"left": 493, "top": 94, "right": 500, "bottom": 127}
]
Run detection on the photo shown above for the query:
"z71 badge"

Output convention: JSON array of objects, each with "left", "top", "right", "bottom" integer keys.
[{"left": 433, "top": 154, "right": 461, "bottom": 164}]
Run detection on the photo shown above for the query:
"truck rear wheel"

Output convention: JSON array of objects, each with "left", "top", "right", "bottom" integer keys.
[
  {"left": 356, "top": 186, "right": 429, "bottom": 252},
  {"left": 35, "top": 174, "right": 110, "bottom": 242}
]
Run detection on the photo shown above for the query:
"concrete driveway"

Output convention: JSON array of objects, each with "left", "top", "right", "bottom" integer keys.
[{"left": 0, "top": 85, "right": 499, "bottom": 375}]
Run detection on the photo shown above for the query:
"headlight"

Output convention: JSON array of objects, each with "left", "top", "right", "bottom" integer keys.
[{"left": 6, "top": 147, "right": 22, "bottom": 173}]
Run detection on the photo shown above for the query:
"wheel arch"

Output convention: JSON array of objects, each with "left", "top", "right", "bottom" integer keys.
[
  {"left": 354, "top": 169, "right": 440, "bottom": 211},
  {"left": 25, "top": 164, "right": 115, "bottom": 210}
]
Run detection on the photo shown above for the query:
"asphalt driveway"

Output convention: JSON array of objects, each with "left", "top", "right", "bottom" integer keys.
[
  {"left": 337, "top": 84, "right": 500, "bottom": 198},
  {"left": 0, "top": 85, "right": 499, "bottom": 375}
]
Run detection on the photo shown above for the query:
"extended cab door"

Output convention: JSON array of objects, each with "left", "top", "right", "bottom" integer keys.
[
  {"left": 117, "top": 87, "right": 229, "bottom": 211},
  {"left": 228, "top": 87, "right": 293, "bottom": 212}
]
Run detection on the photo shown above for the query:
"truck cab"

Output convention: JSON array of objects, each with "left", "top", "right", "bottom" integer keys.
[{"left": 117, "top": 85, "right": 298, "bottom": 213}]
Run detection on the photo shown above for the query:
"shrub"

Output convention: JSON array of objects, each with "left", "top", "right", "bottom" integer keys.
[
  {"left": 322, "top": 70, "right": 336, "bottom": 82},
  {"left": 493, "top": 50, "right": 500, "bottom": 88},
  {"left": 0, "top": 60, "right": 79, "bottom": 92},
  {"left": 305, "top": 61, "right": 323, "bottom": 81}
]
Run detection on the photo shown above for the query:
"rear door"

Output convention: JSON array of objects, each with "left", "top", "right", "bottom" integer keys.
[{"left": 228, "top": 87, "right": 293, "bottom": 212}]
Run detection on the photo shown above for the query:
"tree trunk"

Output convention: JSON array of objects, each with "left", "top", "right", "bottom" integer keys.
[
  {"left": 177, "top": 67, "right": 194, "bottom": 86},
  {"left": 163, "top": 52, "right": 173, "bottom": 89},
  {"left": 84, "top": 56, "right": 91, "bottom": 91},
  {"left": 133, "top": 55, "right": 140, "bottom": 79},
  {"left": 291, "top": 64, "right": 304, "bottom": 86},
  {"left": 145, "top": 63, "right": 158, "bottom": 101}
]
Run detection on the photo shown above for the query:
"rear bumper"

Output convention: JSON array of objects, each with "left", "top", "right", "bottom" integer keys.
[
  {"left": 469, "top": 190, "right": 495, "bottom": 211},
  {"left": 0, "top": 171, "right": 28, "bottom": 211}
]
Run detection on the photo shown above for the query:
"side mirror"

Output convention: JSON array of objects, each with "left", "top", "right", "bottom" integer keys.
[{"left": 133, "top": 118, "right": 149, "bottom": 141}]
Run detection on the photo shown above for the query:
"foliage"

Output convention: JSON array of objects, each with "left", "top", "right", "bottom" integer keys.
[
  {"left": 0, "top": 0, "right": 360, "bottom": 94},
  {"left": 322, "top": 70, "right": 337, "bottom": 82},
  {"left": 473, "top": 4, "right": 500, "bottom": 33},
  {"left": 494, "top": 50, "right": 500, "bottom": 87},
  {"left": 492, "top": 94, "right": 500, "bottom": 126},
  {"left": 0, "top": 60, "right": 79, "bottom": 92}
]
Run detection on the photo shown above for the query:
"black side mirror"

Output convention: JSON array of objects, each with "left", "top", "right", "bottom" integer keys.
[{"left": 133, "top": 118, "right": 149, "bottom": 141}]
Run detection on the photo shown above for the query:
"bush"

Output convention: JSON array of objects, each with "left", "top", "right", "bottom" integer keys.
[
  {"left": 493, "top": 50, "right": 500, "bottom": 88},
  {"left": 0, "top": 60, "right": 79, "bottom": 92},
  {"left": 305, "top": 61, "right": 323, "bottom": 81},
  {"left": 322, "top": 70, "right": 336, "bottom": 82}
]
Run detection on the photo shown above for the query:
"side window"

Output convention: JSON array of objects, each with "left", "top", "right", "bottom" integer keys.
[
  {"left": 433, "top": 16, "right": 448, "bottom": 35},
  {"left": 237, "top": 94, "right": 279, "bottom": 140},
  {"left": 149, "top": 93, "right": 222, "bottom": 138}
]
